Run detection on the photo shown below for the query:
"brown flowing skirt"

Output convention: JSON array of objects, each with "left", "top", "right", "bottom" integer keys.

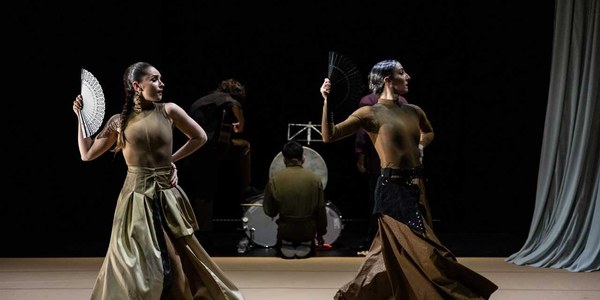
[
  {"left": 90, "top": 166, "right": 245, "bottom": 300},
  {"left": 335, "top": 214, "right": 498, "bottom": 300}
]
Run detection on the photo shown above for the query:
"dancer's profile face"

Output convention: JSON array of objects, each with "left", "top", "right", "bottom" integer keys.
[
  {"left": 137, "top": 67, "right": 164, "bottom": 102},
  {"left": 387, "top": 64, "right": 411, "bottom": 95}
]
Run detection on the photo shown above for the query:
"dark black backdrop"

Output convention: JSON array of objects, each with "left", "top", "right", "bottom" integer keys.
[{"left": 4, "top": 0, "right": 554, "bottom": 256}]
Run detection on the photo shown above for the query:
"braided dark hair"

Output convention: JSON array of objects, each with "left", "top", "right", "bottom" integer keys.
[{"left": 112, "top": 62, "right": 153, "bottom": 153}]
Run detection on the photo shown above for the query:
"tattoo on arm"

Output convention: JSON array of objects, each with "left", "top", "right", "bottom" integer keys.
[{"left": 97, "top": 115, "right": 120, "bottom": 139}]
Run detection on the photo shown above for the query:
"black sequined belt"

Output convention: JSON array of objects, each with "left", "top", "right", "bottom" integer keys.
[{"left": 381, "top": 167, "right": 423, "bottom": 184}]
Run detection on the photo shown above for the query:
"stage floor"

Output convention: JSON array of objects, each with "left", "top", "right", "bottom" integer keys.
[
  {"left": 193, "top": 218, "right": 529, "bottom": 258},
  {"left": 0, "top": 257, "right": 598, "bottom": 300}
]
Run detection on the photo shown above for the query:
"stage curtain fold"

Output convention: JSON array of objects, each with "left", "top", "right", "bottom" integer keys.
[{"left": 506, "top": 0, "right": 599, "bottom": 272}]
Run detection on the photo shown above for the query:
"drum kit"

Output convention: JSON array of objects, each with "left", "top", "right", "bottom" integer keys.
[{"left": 241, "top": 145, "right": 344, "bottom": 248}]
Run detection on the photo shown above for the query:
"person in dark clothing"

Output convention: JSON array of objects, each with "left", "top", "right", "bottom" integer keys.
[
  {"left": 262, "top": 141, "right": 327, "bottom": 259},
  {"left": 182, "top": 79, "right": 256, "bottom": 246}
]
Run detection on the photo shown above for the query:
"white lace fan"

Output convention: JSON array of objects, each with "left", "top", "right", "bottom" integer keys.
[{"left": 79, "top": 68, "right": 106, "bottom": 138}]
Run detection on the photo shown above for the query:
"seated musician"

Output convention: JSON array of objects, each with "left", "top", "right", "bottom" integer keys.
[{"left": 262, "top": 141, "right": 328, "bottom": 258}]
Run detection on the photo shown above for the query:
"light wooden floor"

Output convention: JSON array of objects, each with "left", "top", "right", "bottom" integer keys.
[{"left": 0, "top": 257, "right": 598, "bottom": 300}]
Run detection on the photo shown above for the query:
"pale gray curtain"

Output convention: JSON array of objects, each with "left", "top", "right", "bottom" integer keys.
[{"left": 506, "top": 0, "right": 599, "bottom": 272}]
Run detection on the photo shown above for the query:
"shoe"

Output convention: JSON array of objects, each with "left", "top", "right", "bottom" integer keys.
[
  {"left": 280, "top": 240, "right": 295, "bottom": 258},
  {"left": 237, "top": 237, "right": 250, "bottom": 254},
  {"left": 295, "top": 241, "right": 312, "bottom": 258}
]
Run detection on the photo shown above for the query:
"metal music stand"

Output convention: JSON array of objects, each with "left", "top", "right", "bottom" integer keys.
[{"left": 287, "top": 122, "right": 323, "bottom": 145}]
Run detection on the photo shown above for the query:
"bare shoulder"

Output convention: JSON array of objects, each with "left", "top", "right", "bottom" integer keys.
[
  {"left": 107, "top": 113, "right": 120, "bottom": 123},
  {"left": 105, "top": 113, "right": 121, "bottom": 129},
  {"left": 163, "top": 102, "right": 185, "bottom": 114},
  {"left": 163, "top": 102, "right": 195, "bottom": 125}
]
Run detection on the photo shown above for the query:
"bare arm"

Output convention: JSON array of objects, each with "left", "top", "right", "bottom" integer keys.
[
  {"left": 231, "top": 104, "right": 245, "bottom": 133},
  {"left": 320, "top": 78, "right": 333, "bottom": 142},
  {"left": 73, "top": 95, "right": 118, "bottom": 161},
  {"left": 165, "top": 102, "right": 207, "bottom": 163}
]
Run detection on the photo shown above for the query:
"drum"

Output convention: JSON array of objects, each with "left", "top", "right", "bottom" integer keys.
[
  {"left": 269, "top": 146, "right": 328, "bottom": 188},
  {"left": 242, "top": 198, "right": 279, "bottom": 247},
  {"left": 323, "top": 202, "right": 343, "bottom": 245},
  {"left": 242, "top": 197, "right": 343, "bottom": 247}
]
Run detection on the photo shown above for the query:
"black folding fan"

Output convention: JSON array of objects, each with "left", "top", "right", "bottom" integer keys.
[{"left": 326, "top": 51, "right": 366, "bottom": 118}]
